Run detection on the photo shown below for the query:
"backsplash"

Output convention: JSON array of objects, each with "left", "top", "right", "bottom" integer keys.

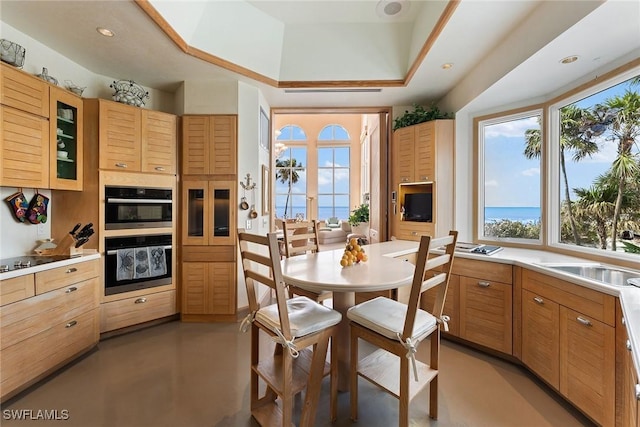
[{"left": 0, "top": 187, "right": 52, "bottom": 258}]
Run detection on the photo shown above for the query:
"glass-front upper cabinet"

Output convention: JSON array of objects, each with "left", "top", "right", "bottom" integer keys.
[
  {"left": 182, "top": 180, "right": 236, "bottom": 246},
  {"left": 49, "top": 86, "right": 83, "bottom": 190}
]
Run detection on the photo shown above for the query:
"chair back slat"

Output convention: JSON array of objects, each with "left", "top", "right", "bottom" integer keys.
[
  {"left": 420, "top": 272, "right": 446, "bottom": 293},
  {"left": 401, "top": 231, "right": 458, "bottom": 340},
  {"left": 238, "top": 229, "right": 293, "bottom": 339},
  {"left": 282, "top": 220, "right": 320, "bottom": 257}
]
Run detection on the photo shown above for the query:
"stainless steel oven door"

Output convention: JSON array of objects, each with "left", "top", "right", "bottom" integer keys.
[{"left": 105, "top": 186, "right": 172, "bottom": 230}]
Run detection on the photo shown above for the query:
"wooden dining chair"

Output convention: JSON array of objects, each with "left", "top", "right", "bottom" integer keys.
[
  {"left": 237, "top": 229, "right": 341, "bottom": 426},
  {"left": 347, "top": 231, "right": 458, "bottom": 427},
  {"left": 281, "top": 219, "right": 332, "bottom": 304}
]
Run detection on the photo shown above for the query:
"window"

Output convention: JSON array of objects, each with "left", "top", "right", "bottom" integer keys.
[
  {"left": 477, "top": 111, "right": 542, "bottom": 242},
  {"left": 275, "top": 125, "right": 307, "bottom": 219},
  {"left": 550, "top": 71, "right": 640, "bottom": 256},
  {"left": 318, "top": 147, "right": 350, "bottom": 220},
  {"left": 317, "top": 125, "right": 350, "bottom": 220}
]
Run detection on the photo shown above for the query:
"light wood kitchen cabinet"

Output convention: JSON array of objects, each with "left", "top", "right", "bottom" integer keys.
[
  {"left": 521, "top": 268, "right": 615, "bottom": 427},
  {"left": 49, "top": 86, "right": 83, "bottom": 190},
  {"left": 100, "top": 289, "right": 176, "bottom": 332},
  {"left": 459, "top": 275, "right": 512, "bottom": 354},
  {"left": 521, "top": 289, "right": 560, "bottom": 387},
  {"left": 390, "top": 119, "right": 454, "bottom": 241},
  {"left": 85, "top": 98, "right": 176, "bottom": 174},
  {"left": 181, "top": 247, "right": 236, "bottom": 319},
  {"left": 1, "top": 62, "right": 49, "bottom": 118},
  {"left": 0, "top": 258, "right": 100, "bottom": 402},
  {"left": 0, "top": 274, "right": 35, "bottom": 306},
  {"left": 421, "top": 273, "right": 460, "bottom": 336},
  {"left": 0, "top": 105, "right": 49, "bottom": 188},
  {"left": 182, "top": 180, "right": 236, "bottom": 246},
  {"left": 182, "top": 115, "right": 237, "bottom": 175},
  {"left": 615, "top": 302, "right": 638, "bottom": 427}
]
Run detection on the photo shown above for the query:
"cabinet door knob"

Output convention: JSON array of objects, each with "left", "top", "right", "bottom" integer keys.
[
  {"left": 626, "top": 340, "right": 632, "bottom": 351},
  {"left": 115, "top": 163, "right": 128, "bottom": 168},
  {"left": 533, "top": 296, "right": 544, "bottom": 304},
  {"left": 477, "top": 281, "right": 490, "bottom": 288},
  {"left": 155, "top": 166, "right": 165, "bottom": 171},
  {"left": 65, "top": 286, "right": 78, "bottom": 293},
  {"left": 66, "top": 267, "right": 78, "bottom": 274},
  {"left": 65, "top": 320, "right": 77, "bottom": 328},
  {"left": 134, "top": 297, "right": 147, "bottom": 304},
  {"left": 576, "top": 316, "right": 592, "bottom": 326},
  {"left": 636, "top": 384, "right": 640, "bottom": 400}
]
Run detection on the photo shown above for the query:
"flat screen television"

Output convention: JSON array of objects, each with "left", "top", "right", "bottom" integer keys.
[{"left": 404, "top": 193, "right": 432, "bottom": 222}]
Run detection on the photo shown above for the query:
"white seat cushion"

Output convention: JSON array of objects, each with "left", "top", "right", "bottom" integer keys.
[
  {"left": 256, "top": 296, "right": 342, "bottom": 337},
  {"left": 347, "top": 296, "right": 437, "bottom": 340}
]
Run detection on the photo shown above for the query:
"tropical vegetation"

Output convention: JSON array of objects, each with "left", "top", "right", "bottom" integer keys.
[
  {"left": 275, "top": 157, "right": 303, "bottom": 219},
  {"left": 522, "top": 77, "right": 640, "bottom": 253},
  {"left": 393, "top": 103, "right": 452, "bottom": 130}
]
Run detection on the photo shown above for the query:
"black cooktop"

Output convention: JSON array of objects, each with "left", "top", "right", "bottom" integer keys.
[{"left": 0, "top": 255, "right": 73, "bottom": 273}]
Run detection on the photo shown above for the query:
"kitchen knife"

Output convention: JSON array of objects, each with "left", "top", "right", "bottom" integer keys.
[
  {"left": 76, "top": 223, "right": 93, "bottom": 238},
  {"left": 69, "top": 223, "right": 81, "bottom": 237},
  {"left": 75, "top": 237, "right": 89, "bottom": 248}
]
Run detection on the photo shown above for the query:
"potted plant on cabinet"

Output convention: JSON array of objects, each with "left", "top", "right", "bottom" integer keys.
[{"left": 348, "top": 203, "right": 370, "bottom": 236}]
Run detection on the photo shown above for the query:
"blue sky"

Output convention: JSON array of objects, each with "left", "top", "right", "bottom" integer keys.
[{"left": 484, "top": 75, "right": 639, "bottom": 208}]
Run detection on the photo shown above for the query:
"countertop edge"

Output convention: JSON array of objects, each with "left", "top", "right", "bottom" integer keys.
[{"left": 0, "top": 252, "right": 101, "bottom": 280}]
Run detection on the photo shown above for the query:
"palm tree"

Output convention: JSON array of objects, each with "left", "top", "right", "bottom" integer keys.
[
  {"left": 594, "top": 90, "right": 640, "bottom": 251},
  {"left": 524, "top": 106, "right": 599, "bottom": 245},
  {"left": 275, "top": 157, "right": 302, "bottom": 218},
  {"left": 573, "top": 181, "right": 616, "bottom": 249}
]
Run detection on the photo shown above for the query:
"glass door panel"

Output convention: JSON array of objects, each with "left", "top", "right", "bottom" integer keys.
[
  {"left": 182, "top": 181, "right": 208, "bottom": 245},
  {"left": 49, "top": 86, "right": 83, "bottom": 190},
  {"left": 209, "top": 180, "right": 236, "bottom": 245}
]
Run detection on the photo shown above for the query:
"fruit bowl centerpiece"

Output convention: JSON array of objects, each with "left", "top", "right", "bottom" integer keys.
[{"left": 340, "top": 237, "right": 368, "bottom": 268}]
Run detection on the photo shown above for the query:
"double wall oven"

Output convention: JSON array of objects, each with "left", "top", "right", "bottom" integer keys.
[{"left": 103, "top": 185, "right": 173, "bottom": 296}]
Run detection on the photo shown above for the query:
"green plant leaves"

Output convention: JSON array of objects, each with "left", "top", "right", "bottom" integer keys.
[{"left": 393, "top": 103, "right": 452, "bottom": 130}]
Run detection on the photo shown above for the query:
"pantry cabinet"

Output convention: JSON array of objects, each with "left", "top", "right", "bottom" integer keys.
[
  {"left": 0, "top": 258, "right": 100, "bottom": 402},
  {"left": 521, "top": 269, "right": 615, "bottom": 426},
  {"left": 180, "top": 115, "right": 238, "bottom": 322},
  {"left": 390, "top": 119, "right": 454, "bottom": 241}
]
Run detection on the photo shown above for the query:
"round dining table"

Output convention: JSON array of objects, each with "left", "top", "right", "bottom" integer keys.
[{"left": 281, "top": 240, "right": 418, "bottom": 391}]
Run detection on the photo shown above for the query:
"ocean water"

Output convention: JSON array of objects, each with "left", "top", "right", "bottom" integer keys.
[
  {"left": 485, "top": 207, "right": 540, "bottom": 223},
  {"left": 275, "top": 206, "right": 351, "bottom": 220}
]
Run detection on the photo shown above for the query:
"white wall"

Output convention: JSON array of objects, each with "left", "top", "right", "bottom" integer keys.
[{"left": 0, "top": 188, "right": 52, "bottom": 258}]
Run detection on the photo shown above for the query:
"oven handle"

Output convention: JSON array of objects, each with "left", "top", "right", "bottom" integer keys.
[
  {"left": 106, "top": 198, "right": 172, "bottom": 204},
  {"left": 106, "top": 245, "right": 172, "bottom": 255}
]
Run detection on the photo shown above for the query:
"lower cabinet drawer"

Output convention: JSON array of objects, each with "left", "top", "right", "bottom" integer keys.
[
  {"left": 100, "top": 290, "right": 176, "bottom": 333},
  {"left": 0, "top": 308, "right": 99, "bottom": 400},
  {"left": 0, "top": 275, "right": 35, "bottom": 306},
  {"left": 1, "top": 277, "right": 99, "bottom": 350},
  {"left": 35, "top": 259, "right": 100, "bottom": 294},
  {"left": 396, "top": 221, "right": 433, "bottom": 241}
]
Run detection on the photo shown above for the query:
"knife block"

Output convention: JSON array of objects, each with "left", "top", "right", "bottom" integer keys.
[{"left": 37, "top": 234, "right": 83, "bottom": 257}]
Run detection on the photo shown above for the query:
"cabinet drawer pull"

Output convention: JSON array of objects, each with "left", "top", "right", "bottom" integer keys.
[
  {"left": 134, "top": 297, "right": 147, "bottom": 304},
  {"left": 154, "top": 166, "right": 165, "bottom": 171},
  {"left": 477, "top": 281, "right": 490, "bottom": 288},
  {"left": 420, "top": 176, "right": 428, "bottom": 181},
  {"left": 533, "top": 296, "right": 544, "bottom": 304},
  {"left": 636, "top": 384, "right": 640, "bottom": 400},
  {"left": 576, "top": 316, "right": 592, "bottom": 326},
  {"left": 622, "top": 316, "right": 626, "bottom": 325},
  {"left": 65, "top": 286, "right": 78, "bottom": 293},
  {"left": 411, "top": 231, "right": 418, "bottom": 236},
  {"left": 115, "top": 163, "right": 128, "bottom": 168},
  {"left": 627, "top": 340, "right": 632, "bottom": 351},
  {"left": 66, "top": 267, "right": 78, "bottom": 274},
  {"left": 66, "top": 320, "right": 77, "bottom": 328},
  {"left": 401, "top": 178, "right": 409, "bottom": 182}
]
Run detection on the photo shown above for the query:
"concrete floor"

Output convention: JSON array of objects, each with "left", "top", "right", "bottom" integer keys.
[{"left": 1, "top": 320, "right": 594, "bottom": 427}]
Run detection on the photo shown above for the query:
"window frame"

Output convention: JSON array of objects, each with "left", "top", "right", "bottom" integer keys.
[
  {"left": 476, "top": 107, "right": 544, "bottom": 246},
  {"left": 317, "top": 145, "right": 350, "bottom": 219}
]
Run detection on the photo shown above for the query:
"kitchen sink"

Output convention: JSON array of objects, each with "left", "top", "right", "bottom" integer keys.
[{"left": 538, "top": 263, "right": 640, "bottom": 287}]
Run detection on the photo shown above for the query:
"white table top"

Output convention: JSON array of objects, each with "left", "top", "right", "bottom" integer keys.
[{"left": 281, "top": 241, "right": 417, "bottom": 293}]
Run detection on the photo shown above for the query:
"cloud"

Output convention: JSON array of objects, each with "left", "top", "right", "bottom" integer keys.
[
  {"left": 522, "top": 167, "right": 540, "bottom": 176},
  {"left": 485, "top": 179, "right": 499, "bottom": 187},
  {"left": 484, "top": 116, "right": 539, "bottom": 138}
]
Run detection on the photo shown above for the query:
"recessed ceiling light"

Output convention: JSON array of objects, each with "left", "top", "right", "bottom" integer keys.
[
  {"left": 560, "top": 55, "right": 579, "bottom": 64},
  {"left": 376, "top": 0, "right": 408, "bottom": 18},
  {"left": 441, "top": 63, "right": 453, "bottom": 70},
  {"left": 96, "top": 27, "right": 114, "bottom": 37}
]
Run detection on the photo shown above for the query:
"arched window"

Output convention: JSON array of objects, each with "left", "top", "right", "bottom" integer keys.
[
  {"left": 275, "top": 125, "right": 307, "bottom": 219},
  {"left": 317, "top": 125, "right": 350, "bottom": 220}
]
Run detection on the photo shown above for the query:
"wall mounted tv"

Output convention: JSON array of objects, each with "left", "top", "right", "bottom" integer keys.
[{"left": 404, "top": 193, "right": 433, "bottom": 222}]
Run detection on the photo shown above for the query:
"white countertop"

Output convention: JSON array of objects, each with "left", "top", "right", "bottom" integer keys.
[
  {"left": 357, "top": 240, "right": 640, "bottom": 379},
  {"left": 0, "top": 252, "right": 101, "bottom": 280}
]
